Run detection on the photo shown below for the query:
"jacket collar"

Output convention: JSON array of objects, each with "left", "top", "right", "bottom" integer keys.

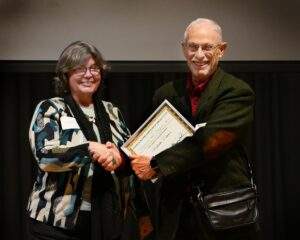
[{"left": 172, "top": 67, "right": 225, "bottom": 120}]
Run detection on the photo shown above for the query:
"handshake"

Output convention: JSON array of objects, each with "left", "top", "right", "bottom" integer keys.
[
  {"left": 88, "top": 141, "right": 123, "bottom": 172},
  {"left": 88, "top": 141, "right": 157, "bottom": 180}
]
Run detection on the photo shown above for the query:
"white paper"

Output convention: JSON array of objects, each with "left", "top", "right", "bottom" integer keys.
[
  {"left": 195, "top": 122, "right": 207, "bottom": 131},
  {"left": 122, "top": 100, "right": 206, "bottom": 157}
]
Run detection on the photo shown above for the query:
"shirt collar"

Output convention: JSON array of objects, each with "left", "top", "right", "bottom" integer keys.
[{"left": 186, "top": 73, "right": 210, "bottom": 97}]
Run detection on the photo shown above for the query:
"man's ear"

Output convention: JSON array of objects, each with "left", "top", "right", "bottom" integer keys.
[
  {"left": 181, "top": 42, "right": 189, "bottom": 60},
  {"left": 218, "top": 42, "right": 227, "bottom": 58}
]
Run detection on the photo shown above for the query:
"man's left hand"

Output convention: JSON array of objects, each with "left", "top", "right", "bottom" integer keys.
[{"left": 130, "top": 155, "right": 156, "bottom": 181}]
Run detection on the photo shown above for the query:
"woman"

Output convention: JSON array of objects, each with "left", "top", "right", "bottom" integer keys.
[{"left": 27, "top": 41, "right": 134, "bottom": 240}]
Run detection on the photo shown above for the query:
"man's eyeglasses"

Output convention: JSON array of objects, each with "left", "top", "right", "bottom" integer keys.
[
  {"left": 72, "top": 66, "right": 101, "bottom": 76},
  {"left": 182, "top": 42, "right": 220, "bottom": 54}
]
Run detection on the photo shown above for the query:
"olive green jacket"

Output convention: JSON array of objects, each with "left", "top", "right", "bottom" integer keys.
[{"left": 149, "top": 68, "right": 256, "bottom": 239}]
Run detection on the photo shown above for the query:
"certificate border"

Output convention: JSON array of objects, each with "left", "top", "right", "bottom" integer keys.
[{"left": 121, "top": 99, "right": 195, "bottom": 156}]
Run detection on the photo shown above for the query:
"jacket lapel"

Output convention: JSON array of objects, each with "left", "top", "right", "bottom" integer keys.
[
  {"left": 196, "top": 68, "right": 224, "bottom": 121},
  {"left": 172, "top": 78, "right": 193, "bottom": 121},
  {"left": 168, "top": 68, "right": 225, "bottom": 123}
]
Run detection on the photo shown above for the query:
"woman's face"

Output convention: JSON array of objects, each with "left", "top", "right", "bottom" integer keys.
[{"left": 68, "top": 56, "right": 101, "bottom": 100}]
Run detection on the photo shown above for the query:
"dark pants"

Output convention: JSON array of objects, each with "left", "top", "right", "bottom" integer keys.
[
  {"left": 174, "top": 201, "right": 203, "bottom": 240},
  {"left": 27, "top": 211, "right": 91, "bottom": 240}
]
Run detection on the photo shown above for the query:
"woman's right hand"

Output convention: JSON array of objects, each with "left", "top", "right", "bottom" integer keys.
[{"left": 88, "top": 142, "right": 123, "bottom": 172}]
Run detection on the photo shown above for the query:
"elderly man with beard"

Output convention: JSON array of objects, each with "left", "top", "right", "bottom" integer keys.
[{"left": 131, "top": 18, "right": 260, "bottom": 240}]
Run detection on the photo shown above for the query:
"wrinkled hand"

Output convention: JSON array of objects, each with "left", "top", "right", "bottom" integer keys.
[
  {"left": 130, "top": 155, "right": 156, "bottom": 181},
  {"left": 105, "top": 141, "right": 124, "bottom": 168},
  {"left": 88, "top": 141, "right": 123, "bottom": 172}
]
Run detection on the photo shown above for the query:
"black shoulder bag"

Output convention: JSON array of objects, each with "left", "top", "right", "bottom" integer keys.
[{"left": 191, "top": 158, "right": 259, "bottom": 231}]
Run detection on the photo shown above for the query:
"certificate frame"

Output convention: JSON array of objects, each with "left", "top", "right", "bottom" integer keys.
[{"left": 121, "top": 99, "right": 195, "bottom": 157}]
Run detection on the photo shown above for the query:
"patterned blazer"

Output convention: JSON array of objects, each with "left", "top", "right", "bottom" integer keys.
[{"left": 27, "top": 97, "right": 130, "bottom": 229}]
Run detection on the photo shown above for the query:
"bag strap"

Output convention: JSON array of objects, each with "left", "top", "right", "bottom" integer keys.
[
  {"left": 190, "top": 145, "right": 257, "bottom": 204},
  {"left": 240, "top": 145, "right": 257, "bottom": 190}
]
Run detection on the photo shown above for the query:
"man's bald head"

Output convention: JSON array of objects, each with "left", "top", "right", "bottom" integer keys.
[{"left": 183, "top": 18, "right": 223, "bottom": 43}]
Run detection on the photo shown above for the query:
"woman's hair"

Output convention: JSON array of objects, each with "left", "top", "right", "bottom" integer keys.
[{"left": 54, "top": 41, "right": 108, "bottom": 96}]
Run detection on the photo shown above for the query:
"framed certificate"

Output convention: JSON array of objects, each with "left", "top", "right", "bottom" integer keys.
[{"left": 122, "top": 99, "right": 199, "bottom": 157}]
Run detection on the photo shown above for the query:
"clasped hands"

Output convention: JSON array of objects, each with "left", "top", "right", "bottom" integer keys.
[
  {"left": 88, "top": 141, "right": 123, "bottom": 172},
  {"left": 88, "top": 141, "right": 156, "bottom": 180}
]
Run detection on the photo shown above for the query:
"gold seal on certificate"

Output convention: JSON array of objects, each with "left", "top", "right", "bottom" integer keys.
[{"left": 121, "top": 100, "right": 206, "bottom": 157}]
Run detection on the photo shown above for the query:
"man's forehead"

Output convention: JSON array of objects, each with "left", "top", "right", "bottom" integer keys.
[{"left": 186, "top": 23, "right": 221, "bottom": 43}]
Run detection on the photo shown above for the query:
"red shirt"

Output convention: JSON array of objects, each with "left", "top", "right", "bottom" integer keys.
[{"left": 186, "top": 74, "right": 210, "bottom": 117}]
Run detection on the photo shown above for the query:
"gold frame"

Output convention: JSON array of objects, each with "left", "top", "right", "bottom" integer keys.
[{"left": 121, "top": 99, "right": 195, "bottom": 156}]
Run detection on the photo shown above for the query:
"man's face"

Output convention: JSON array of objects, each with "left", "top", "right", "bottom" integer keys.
[{"left": 182, "top": 23, "right": 226, "bottom": 85}]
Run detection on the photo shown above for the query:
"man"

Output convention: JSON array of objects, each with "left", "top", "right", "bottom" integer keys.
[{"left": 131, "top": 18, "right": 259, "bottom": 240}]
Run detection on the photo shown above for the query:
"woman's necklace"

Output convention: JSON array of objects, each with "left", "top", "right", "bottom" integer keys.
[{"left": 80, "top": 104, "right": 96, "bottom": 123}]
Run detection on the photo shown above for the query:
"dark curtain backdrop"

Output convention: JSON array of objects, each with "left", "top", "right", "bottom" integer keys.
[{"left": 1, "top": 61, "right": 299, "bottom": 240}]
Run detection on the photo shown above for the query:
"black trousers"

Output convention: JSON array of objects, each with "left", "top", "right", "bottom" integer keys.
[{"left": 27, "top": 211, "right": 91, "bottom": 240}]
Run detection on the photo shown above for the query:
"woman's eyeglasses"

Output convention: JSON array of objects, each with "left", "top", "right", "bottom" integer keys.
[{"left": 72, "top": 66, "right": 101, "bottom": 76}]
